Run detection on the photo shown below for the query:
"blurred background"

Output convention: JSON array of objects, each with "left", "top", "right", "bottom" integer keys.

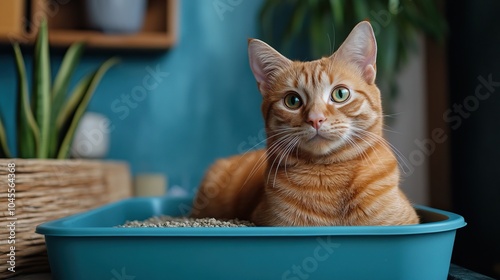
[{"left": 0, "top": 0, "right": 498, "bottom": 277}]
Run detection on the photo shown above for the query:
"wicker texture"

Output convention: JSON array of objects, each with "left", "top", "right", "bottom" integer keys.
[{"left": 0, "top": 159, "right": 131, "bottom": 277}]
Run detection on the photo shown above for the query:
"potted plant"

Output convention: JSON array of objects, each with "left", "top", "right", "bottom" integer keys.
[
  {"left": 258, "top": 0, "right": 447, "bottom": 112},
  {"left": 0, "top": 19, "right": 119, "bottom": 159},
  {"left": 0, "top": 19, "right": 131, "bottom": 276}
]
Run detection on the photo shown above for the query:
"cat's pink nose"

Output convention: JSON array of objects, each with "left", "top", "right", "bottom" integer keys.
[{"left": 307, "top": 113, "right": 326, "bottom": 130}]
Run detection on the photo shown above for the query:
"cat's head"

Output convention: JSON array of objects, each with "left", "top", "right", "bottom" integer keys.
[{"left": 248, "top": 21, "right": 383, "bottom": 162}]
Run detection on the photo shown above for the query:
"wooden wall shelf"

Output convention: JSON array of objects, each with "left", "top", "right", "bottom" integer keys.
[{"left": 0, "top": 0, "right": 177, "bottom": 50}]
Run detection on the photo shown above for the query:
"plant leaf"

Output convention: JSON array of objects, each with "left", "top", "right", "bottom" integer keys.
[
  {"left": 402, "top": 0, "right": 446, "bottom": 41},
  {"left": 380, "top": 23, "right": 398, "bottom": 80},
  {"left": 33, "top": 18, "right": 51, "bottom": 158},
  {"left": 309, "top": 6, "right": 332, "bottom": 59},
  {"left": 352, "top": 0, "right": 369, "bottom": 21},
  {"left": 13, "top": 43, "right": 40, "bottom": 158},
  {"left": 0, "top": 113, "right": 11, "bottom": 158},
  {"left": 330, "top": 0, "right": 345, "bottom": 31},
  {"left": 282, "top": 1, "right": 308, "bottom": 48},
  {"left": 52, "top": 42, "right": 85, "bottom": 112},
  {"left": 55, "top": 74, "right": 92, "bottom": 139},
  {"left": 57, "top": 57, "right": 119, "bottom": 159},
  {"left": 258, "top": 0, "right": 280, "bottom": 43},
  {"left": 48, "top": 42, "right": 85, "bottom": 157}
]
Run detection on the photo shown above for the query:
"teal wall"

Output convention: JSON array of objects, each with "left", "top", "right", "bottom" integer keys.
[{"left": 0, "top": 0, "right": 265, "bottom": 191}]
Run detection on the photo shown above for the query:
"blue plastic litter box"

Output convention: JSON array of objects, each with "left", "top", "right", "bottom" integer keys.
[{"left": 36, "top": 196, "right": 466, "bottom": 280}]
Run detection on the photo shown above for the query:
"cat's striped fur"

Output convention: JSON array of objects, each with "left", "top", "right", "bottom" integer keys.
[{"left": 192, "top": 22, "right": 419, "bottom": 226}]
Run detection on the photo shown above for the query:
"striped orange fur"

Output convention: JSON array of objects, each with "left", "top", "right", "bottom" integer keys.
[{"left": 192, "top": 21, "right": 419, "bottom": 226}]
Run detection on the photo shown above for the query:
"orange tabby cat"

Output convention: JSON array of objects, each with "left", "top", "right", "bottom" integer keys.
[{"left": 191, "top": 21, "right": 419, "bottom": 226}]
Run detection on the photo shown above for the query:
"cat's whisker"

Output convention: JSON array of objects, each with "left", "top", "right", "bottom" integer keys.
[
  {"left": 266, "top": 135, "right": 297, "bottom": 186},
  {"left": 238, "top": 128, "right": 299, "bottom": 158},
  {"left": 240, "top": 132, "right": 291, "bottom": 187},
  {"left": 330, "top": 126, "right": 372, "bottom": 163},
  {"left": 284, "top": 137, "right": 300, "bottom": 184},
  {"left": 348, "top": 131, "right": 382, "bottom": 167},
  {"left": 382, "top": 112, "right": 403, "bottom": 118},
  {"left": 278, "top": 136, "right": 299, "bottom": 187},
  {"left": 351, "top": 129, "right": 394, "bottom": 160},
  {"left": 266, "top": 131, "right": 302, "bottom": 187},
  {"left": 295, "top": 138, "right": 301, "bottom": 159},
  {"left": 379, "top": 123, "right": 402, "bottom": 135},
  {"left": 242, "top": 135, "right": 289, "bottom": 187},
  {"left": 239, "top": 129, "right": 299, "bottom": 179},
  {"left": 358, "top": 130, "right": 409, "bottom": 169},
  {"left": 382, "top": 127, "right": 401, "bottom": 135},
  {"left": 350, "top": 128, "right": 411, "bottom": 174},
  {"left": 239, "top": 133, "right": 294, "bottom": 191},
  {"left": 346, "top": 126, "right": 388, "bottom": 155},
  {"left": 341, "top": 133, "right": 372, "bottom": 166}
]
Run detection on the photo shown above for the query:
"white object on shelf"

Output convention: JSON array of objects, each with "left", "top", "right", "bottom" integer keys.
[
  {"left": 85, "top": 0, "right": 148, "bottom": 34},
  {"left": 70, "top": 112, "right": 111, "bottom": 159}
]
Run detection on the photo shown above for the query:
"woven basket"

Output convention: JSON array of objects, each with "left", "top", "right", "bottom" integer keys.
[{"left": 0, "top": 159, "right": 132, "bottom": 277}]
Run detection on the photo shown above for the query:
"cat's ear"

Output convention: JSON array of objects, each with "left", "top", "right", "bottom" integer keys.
[
  {"left": 333, "top": 21, "right": 377, "bottom": 84},
  {"left": 248, "top": 39, "right": 292, "bottom": 94}
]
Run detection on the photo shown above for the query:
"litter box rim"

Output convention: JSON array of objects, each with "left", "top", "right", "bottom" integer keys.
[{"left": 36, "top": 196, "right": 466, "bottom": 237}]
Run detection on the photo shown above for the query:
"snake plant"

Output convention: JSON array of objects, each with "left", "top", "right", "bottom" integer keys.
[
  {"left": 258, "top": 0, "right": 447, "bottom": 111},
  {"left": 0, "top": 19, "right": 119, "bottom": 159}
]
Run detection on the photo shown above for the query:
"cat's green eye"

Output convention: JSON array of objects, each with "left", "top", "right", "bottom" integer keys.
[
  {"left": 284, "top": 92, "right": 303, "bottom": 109},
  {"left": 331, "top": 87, "right": 351, "bottom": 103}
]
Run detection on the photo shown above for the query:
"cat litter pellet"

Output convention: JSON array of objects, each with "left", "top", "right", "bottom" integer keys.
[{"left": 119, "top": 216, "right": 255, "bottom": 228}]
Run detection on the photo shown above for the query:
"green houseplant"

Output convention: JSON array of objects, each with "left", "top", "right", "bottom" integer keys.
[
  {"left": 0, "top": 19, "right": 131, "bottom": 276},
  {"left": 0, "top": 18, "right": 119, "bottom": 159},
  {"left": 258, "top": 0, "right": 446, "bottom": 110}
]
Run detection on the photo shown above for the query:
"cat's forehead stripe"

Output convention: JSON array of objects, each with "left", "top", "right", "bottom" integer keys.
[
  {"left": 294, "top": 64, "right": 329, "bottom": 92},
  {"left": 310, "top": 66, "right": 317, "bottom": 89},
  {"left": 321, "top": 72, "right": 330, "bottom": 87},
  {"left": 315, "top": 65, "right": 320, "bottom": 86},
  {"left": 303, "top": 66, "right": 309, "bottom": 85},
  {"left": 298, "top": 73, "right": 305, "bottom": 89}
]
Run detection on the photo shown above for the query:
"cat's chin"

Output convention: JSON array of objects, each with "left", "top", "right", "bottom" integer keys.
[{"left": 300, "top": 137, "right": 343, "bottom": 157}]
